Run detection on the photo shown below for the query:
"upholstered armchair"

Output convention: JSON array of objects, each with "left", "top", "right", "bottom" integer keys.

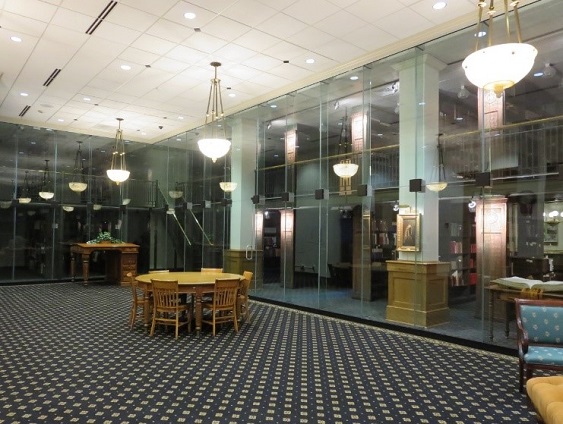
[{"left": 515, "top": 298, "right": 563, "bottom": 393}]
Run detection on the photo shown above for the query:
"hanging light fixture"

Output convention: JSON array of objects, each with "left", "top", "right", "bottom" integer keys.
[
  {"left": 333, "top": 114, "right": 358, "bottom": 178},
  {"left": 426, "top": 135, "right": 448, "bottom": 192},
  {"left": 198, "top": 62, "right": 231, "bottom": 162},
  {"left": 219, "top": 182, "right": 237, "bottom": 192},
  {"left": 462, "top": 0, "right": 537, "bottom": 98},
  {"left": 106, "top": 118, "right": 130, "bottom": 184},
  {"left": 38, "top": 159, "right": 55, "bottom": 200},
  {"left": 69, "top": 141, "right": 88, "bottom": 193},
  {"left": 18, "top": 171, "right": 31, "bottom": 203}
]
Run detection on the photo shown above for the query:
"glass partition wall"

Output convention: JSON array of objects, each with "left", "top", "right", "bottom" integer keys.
[{"left": 0, "top": 0, "right": 561, "bottom": 350}]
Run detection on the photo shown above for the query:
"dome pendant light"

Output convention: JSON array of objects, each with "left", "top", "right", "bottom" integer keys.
[
  {"left": 333, "top": 113, "right": 358, "bottom": 178},
  {"left": 39, "top": 159, "right": 55, "bottom": 200},
  {"left": 198, "top": 62, "right": 231, "bottom": 162},
  {"left": 107, "top": 118, "right": 130, "bottom": 184},
  {"left": 69, "top": 141, "right": 88, "bottom": 193},
  {"left": 462, "top": 0, "right": 537, "bottom": 98}
]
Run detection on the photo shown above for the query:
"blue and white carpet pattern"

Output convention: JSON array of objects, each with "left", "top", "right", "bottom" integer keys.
[{"left": 0, "top": 283, "right": 536, "bottom": 423}]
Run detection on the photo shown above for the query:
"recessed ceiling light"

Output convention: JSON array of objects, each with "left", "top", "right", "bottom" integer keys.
[
  {"left": 270, "top": 104, "right": 277, "bottom": 108},
  {"left": 178, "top": 116, "right": 184, "bottom": 120},
  {"left": 350, "top": 75, "right": 359, "bottom": 81},
  {"left": 141, "top": 132, "right": 146, "bottom": 135},
  {"left": 58, "top": 118, "right": 64, "bottom": 122},
  {"left": 20, "top": 92, "right": 28, "bottom": 97},
  {"left": 176, "top": 138, "right": 181, "bottom": 141},
  {"left": 228, "top": 93, "right": 236, "bottom": 97},
  {"left": 306, "top": 58, "right": 315, "bottom": 64},
  {"left": 433, "top": 1, "right": 447, "bottom": 10},
  {"left": 83, "top": 97, "right": 91, "bottom": 101},
  {"left": 475, "top": 31, "right": 487, "bottom": 38},
  {"left": 184, "top": 12, "right": 196, "bottom": 19},
  {"left": 120, "top": 64, "right": 131, "bottom": 71},
  {"left": 10, "top": 36, "right": 22, "bottom": 42}
]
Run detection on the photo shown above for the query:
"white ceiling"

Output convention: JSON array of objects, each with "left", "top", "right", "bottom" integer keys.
[{"left": 0, "top": 0, "right": 538, "bottom": 143}]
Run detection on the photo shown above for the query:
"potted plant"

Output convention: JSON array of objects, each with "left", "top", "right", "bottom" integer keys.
[{"left": 87, "top": 232, "right": 123, "bottom": 244}]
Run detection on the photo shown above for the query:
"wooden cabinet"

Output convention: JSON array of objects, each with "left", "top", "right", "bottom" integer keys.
[{"left": 70, "top": 243, "right": 139, "bottom": 285}]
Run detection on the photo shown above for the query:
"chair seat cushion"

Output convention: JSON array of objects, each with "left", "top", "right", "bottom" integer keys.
[
  {"left": 527, "top": 376, "right": 563, "bottom": 424},
  {"left": 525, "top": 347, "right": 563, "bottom": 365}
]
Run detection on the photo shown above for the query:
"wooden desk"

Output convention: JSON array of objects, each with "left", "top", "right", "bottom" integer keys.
[
  {"left": 487, "top": 284, "right": 563, "bottom": 341},
  {"left": 136, "top": 271, "right": 243, "bottom": 334},
  {"left": 71, "top": 243, "right": 139, "bottom": 285}
]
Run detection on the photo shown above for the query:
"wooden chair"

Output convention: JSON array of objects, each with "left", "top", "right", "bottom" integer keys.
[
  {"left": 237, "top": 271, "right": 253, "bottom": 323},
  {"left": 201, "top": 268, "right": 223, "bottom": 273},
  {"left": 127, "top": 272, "right": 150, "bottom": 330},
  {"left": 515, "top": 298, "right": 563, "bottom": 392},
  {"left": 150, "top": 278, "right": 192, "bottom": 339},
  {"left": 202, "top": 278, "right": 240, "bottom": 336}
]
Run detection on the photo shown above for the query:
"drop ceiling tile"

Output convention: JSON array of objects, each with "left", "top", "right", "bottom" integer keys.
[
  {"left": 146, "top": 18, "right": 194, "bottom": 43},
  {"left": 4, "top": 0, "right": 58, "bottom": 23},
  {"left": 342, "top": 24, "right": 397, "bottom": 52},
  {"left": 234, "top": 29, "right": 280, "bottom": 52},
  {"left": 213, "top": 44, "right": 259, "bottom": 63},
  {"left": 118, "top": 47, "right": 161, "bottom": 66},
  {"left": 181, "top": 31, "right": 227, "bottom": 55},
  {"left": 200, "top": 15, "right": 251, "bottom": 42},
  {"left": 0, "top": 11, "right": 49, "bottom": 37},
  {"left": 255, "top": 0, "right": 298, "bottom": 11},
  {"left": 314, "top": 39, "right": 367, "bottom": 62},
  {"left": 165, "top": 45, "right": 208, "bottom": 64},
  {"left": 162, "top": 2, "right": 216, "bottom": 28},
  {"left": 222, "top": 0, "right": 278, "bottom": 27},
  {"left": 59, "top": 0, "right": 115, "bottom": 18},
  {"left": 313, "top": 10, "right": 369, "bottom": 39},
  {"left": 185, "top": 0, "right": 239, "bottom": 14},
  {"left": 118, "top": 0, "right": 178, "bottom": 16},
  {"left": 131, "top": 33, "right": 177, "bottom": 55},
  {"left": 263, "top": 40, "right": 308, "bottom": 62},
  {"left": 116, "top": 69, "right": 176, "bottom": 97},
  {"left": 50, "top": 8, "right": 96, "bottom": 33},
  {"left": 105, "top": 3, "right": 159, "bottom": 32},
  {"left": 255, "top": 13, "right": 308, "bottom": 39},
  {"left": 286, "top": 26, "right": 334, "bottom": 51},
  {"left": 90, "top": 20, "right": 143, "bottom": 45},
  {"left": 347, "top": 0, "right": 404, "bottom": 21},
  {"left": 150, "top": 57, "right": 191, "bottom": 73},
  {"left": 374, "top": 8, "right": 433, "bottom": 40},
  {"left": 242, "top": 54, "right": 285, "bottom": 72},
  {"left": 410, "top": 0, "right": 475, "bottom": 25},
  {"left": 282, "top": 0, "right": 340, "bottom": 25}
]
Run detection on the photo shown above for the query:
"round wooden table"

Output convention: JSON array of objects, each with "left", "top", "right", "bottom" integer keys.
[{"left": 136, "top": 271, "right": 242, "bottom": 333}]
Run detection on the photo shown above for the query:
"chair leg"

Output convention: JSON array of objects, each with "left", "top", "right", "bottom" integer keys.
[
  {"left": 150, "top": 311, "right": 157, "bottom": 336},
  {"left": 519, "top": 359, "right": 524, "bottom": 392}
]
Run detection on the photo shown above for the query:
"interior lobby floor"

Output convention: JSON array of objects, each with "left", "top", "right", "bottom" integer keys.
[{"left": 253, "top": 280, "right": 518, "bottom": 352}]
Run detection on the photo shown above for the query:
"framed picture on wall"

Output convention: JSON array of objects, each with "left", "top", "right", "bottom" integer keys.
[{"left": 397, "top": 214, "right": 420, "bottom": 252}]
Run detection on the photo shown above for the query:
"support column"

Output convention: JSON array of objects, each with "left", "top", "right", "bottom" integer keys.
[
  {"left": 386, "top": 54, "right": 449, "bottom": 327},
  {"left": 226, "top": 118, "right": 262, "bottom": 285}
]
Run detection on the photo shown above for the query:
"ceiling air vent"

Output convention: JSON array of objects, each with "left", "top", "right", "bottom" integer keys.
[
  {"left": 43, "top": 68, "right": 61, "bottom": 87},
  {"left": 19, "top": 105, "right": 31, "bottom": 117},
  {"left": 86, "top": 1, "right": 117, "bottom": 35}
]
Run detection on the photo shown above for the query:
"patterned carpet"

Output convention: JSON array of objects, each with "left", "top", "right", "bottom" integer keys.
[{"left": 0, "top": 282, "right": 537, "bottom": 423}]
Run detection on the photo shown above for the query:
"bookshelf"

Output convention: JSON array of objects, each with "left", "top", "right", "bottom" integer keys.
[{"left": 439, "top": 203, "right": 476, "bottom": 302}]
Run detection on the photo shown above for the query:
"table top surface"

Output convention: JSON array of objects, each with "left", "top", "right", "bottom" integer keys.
[{"left": 136, "top": 271, "right": 242, "bottom": 285}]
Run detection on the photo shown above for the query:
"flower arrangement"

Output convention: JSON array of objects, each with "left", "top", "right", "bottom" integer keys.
[{"left": 86, "top": 231, "right": 123, "bottom": 244}]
